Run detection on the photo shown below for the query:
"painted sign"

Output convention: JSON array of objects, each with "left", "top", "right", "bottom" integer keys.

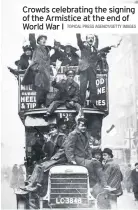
[{"left": 19, "top": 67, "right": 108, "bottom": 112}]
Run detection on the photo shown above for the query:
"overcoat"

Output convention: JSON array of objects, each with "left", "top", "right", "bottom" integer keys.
[
  {"left": 65, "top": 128, "right": 92, "bottom": 163},
  {"left": 131, "top": 169, "right": 138, "bottom": 193},
  {"left": 32, "top": 45, "right": 51, "bottom": 91},
  {"left": 22, "top": 45, "right": 51, "bottom": 91},
  {"left": 76, "top": 33, "right": 98, "bottom": 72},
  {"left": 65, "top": 128, "right": 107, "bottom": 187},
  {"left": 103, "top": 159, "right": 123, "bottom": 196},
  {"left": 42, "top": 132, "right": 67, "bottom": 159}
]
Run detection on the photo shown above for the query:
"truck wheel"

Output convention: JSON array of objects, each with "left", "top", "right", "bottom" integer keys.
[{"left": 17, "top": 200, "right": 27, "bottom": 209}]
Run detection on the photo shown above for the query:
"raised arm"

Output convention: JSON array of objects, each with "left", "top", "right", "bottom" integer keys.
[
  {"left": 76, "top": 33, "right": 84, "bottom": 50},
  {"left": 51, "top": 78, "right": 65, "bottom": 90},
  {"left": 29, "top": 33, "right": 36, "bottom": 50}
]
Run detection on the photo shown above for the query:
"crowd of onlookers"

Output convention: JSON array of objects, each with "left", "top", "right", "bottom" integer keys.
[
  {"left": 6, "top": 33, "right": 138, "bottom": 209},
  {"left": 1, "top": 164, "right": 25, "bottom": 189},
  {"left": 1, "top": 160, "right": 138, "bottom": 209},
  {"left": 121, "top": 163, "right": 138, "bottom": 202}
]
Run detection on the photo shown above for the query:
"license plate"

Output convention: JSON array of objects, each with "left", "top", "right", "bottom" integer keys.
[{"left": 56, "top": 197, "right": 82, "bottom": 204}]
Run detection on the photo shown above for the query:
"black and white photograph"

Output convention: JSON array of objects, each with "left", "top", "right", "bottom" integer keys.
[{"left": 1, "top": 0, "right": 138, "bottom": 209}]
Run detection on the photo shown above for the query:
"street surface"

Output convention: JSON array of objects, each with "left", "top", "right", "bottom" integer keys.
[{"left": 1, "top": 178, "right": 138, "bottom": 209}]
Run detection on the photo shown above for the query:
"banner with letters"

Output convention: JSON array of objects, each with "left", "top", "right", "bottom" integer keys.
[
  {"left": 19, "top": 75, "right": 36, "bottom": 111},
  {"left": 18, "top": 67, "right": 109, "bottom": 113},
  {"left": 95, "top": 74, "right": 109, "bottom": 112}
]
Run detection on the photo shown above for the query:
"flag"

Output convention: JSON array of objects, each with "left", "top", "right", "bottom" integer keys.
[{"left": 106, "top": 124, "right": 115, "bottom": 133}]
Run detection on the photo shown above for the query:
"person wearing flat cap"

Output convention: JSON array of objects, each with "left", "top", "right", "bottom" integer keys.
[
  {"left": 42, "top": 123, "right": 66, "bottom": 159},
  {"left": 65, "top": 117, "right": 107, "bottom": 189},
  {"left": 58, "top": 118, "right": 68, "bottom": 135},
  {"left": 29, "top": 35, "right": 52, "bottom": 108},
  {"left": 21, "top": 123, "right": 67, "bottom": 192},
  {"left": 45, "top": 68, "right": 81, "bottom": 116},
  {"left": 102, "top": 148, "right": 123, "bottom": 208}
]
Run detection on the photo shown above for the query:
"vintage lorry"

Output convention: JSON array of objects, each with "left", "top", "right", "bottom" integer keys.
[{"left": 10, "top": 65, "right": 109, "bottom": 209}]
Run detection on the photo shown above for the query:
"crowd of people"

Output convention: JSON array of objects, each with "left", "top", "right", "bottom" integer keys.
[
  {"left": 19, "top": 116, "right": 124, "bottom": 209},
  {"left": 8, "top": 33, "right": 111, "bottom": 110},
  {"left": 7, "top": 33, "right": 138, "bottom": 209},
  {"left": 1, "top": 164, "right": 25, "bottom": 190},
  {"left": 122, "top": 163, "right": 138, "bottom": 202},
  {"left": 10, "top": 164, "right": 25, "bottom": 190}
]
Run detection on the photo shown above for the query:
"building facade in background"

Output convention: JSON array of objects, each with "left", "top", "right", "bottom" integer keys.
[{"left": 102, "top": 34, "right": 138, "bottom": 165}]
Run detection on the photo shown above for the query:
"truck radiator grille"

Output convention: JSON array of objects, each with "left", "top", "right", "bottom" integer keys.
[{"left": 49, "top": 174, "right": 88, "bottom": 207}]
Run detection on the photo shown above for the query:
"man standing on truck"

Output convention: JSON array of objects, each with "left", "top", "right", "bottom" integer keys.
[
  {"left": 32, "top": 35, "right": 52, "bottom": 108},
  {"left": 76, "top": 33, "right": 99, "bottom": 108},
  {"left": 65, "top": 117, "right": 107, "bottom": 188},
  {"left": 21, "top": 123, "right": 67, "bottom": 192},
  {"left": 22, "top": 35, "right": 52, "bottom": 108}
]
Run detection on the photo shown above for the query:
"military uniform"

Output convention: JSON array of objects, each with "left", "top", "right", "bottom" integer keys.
[{"left": 47, "top": 71, "right": 81, "bottom": 114}]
